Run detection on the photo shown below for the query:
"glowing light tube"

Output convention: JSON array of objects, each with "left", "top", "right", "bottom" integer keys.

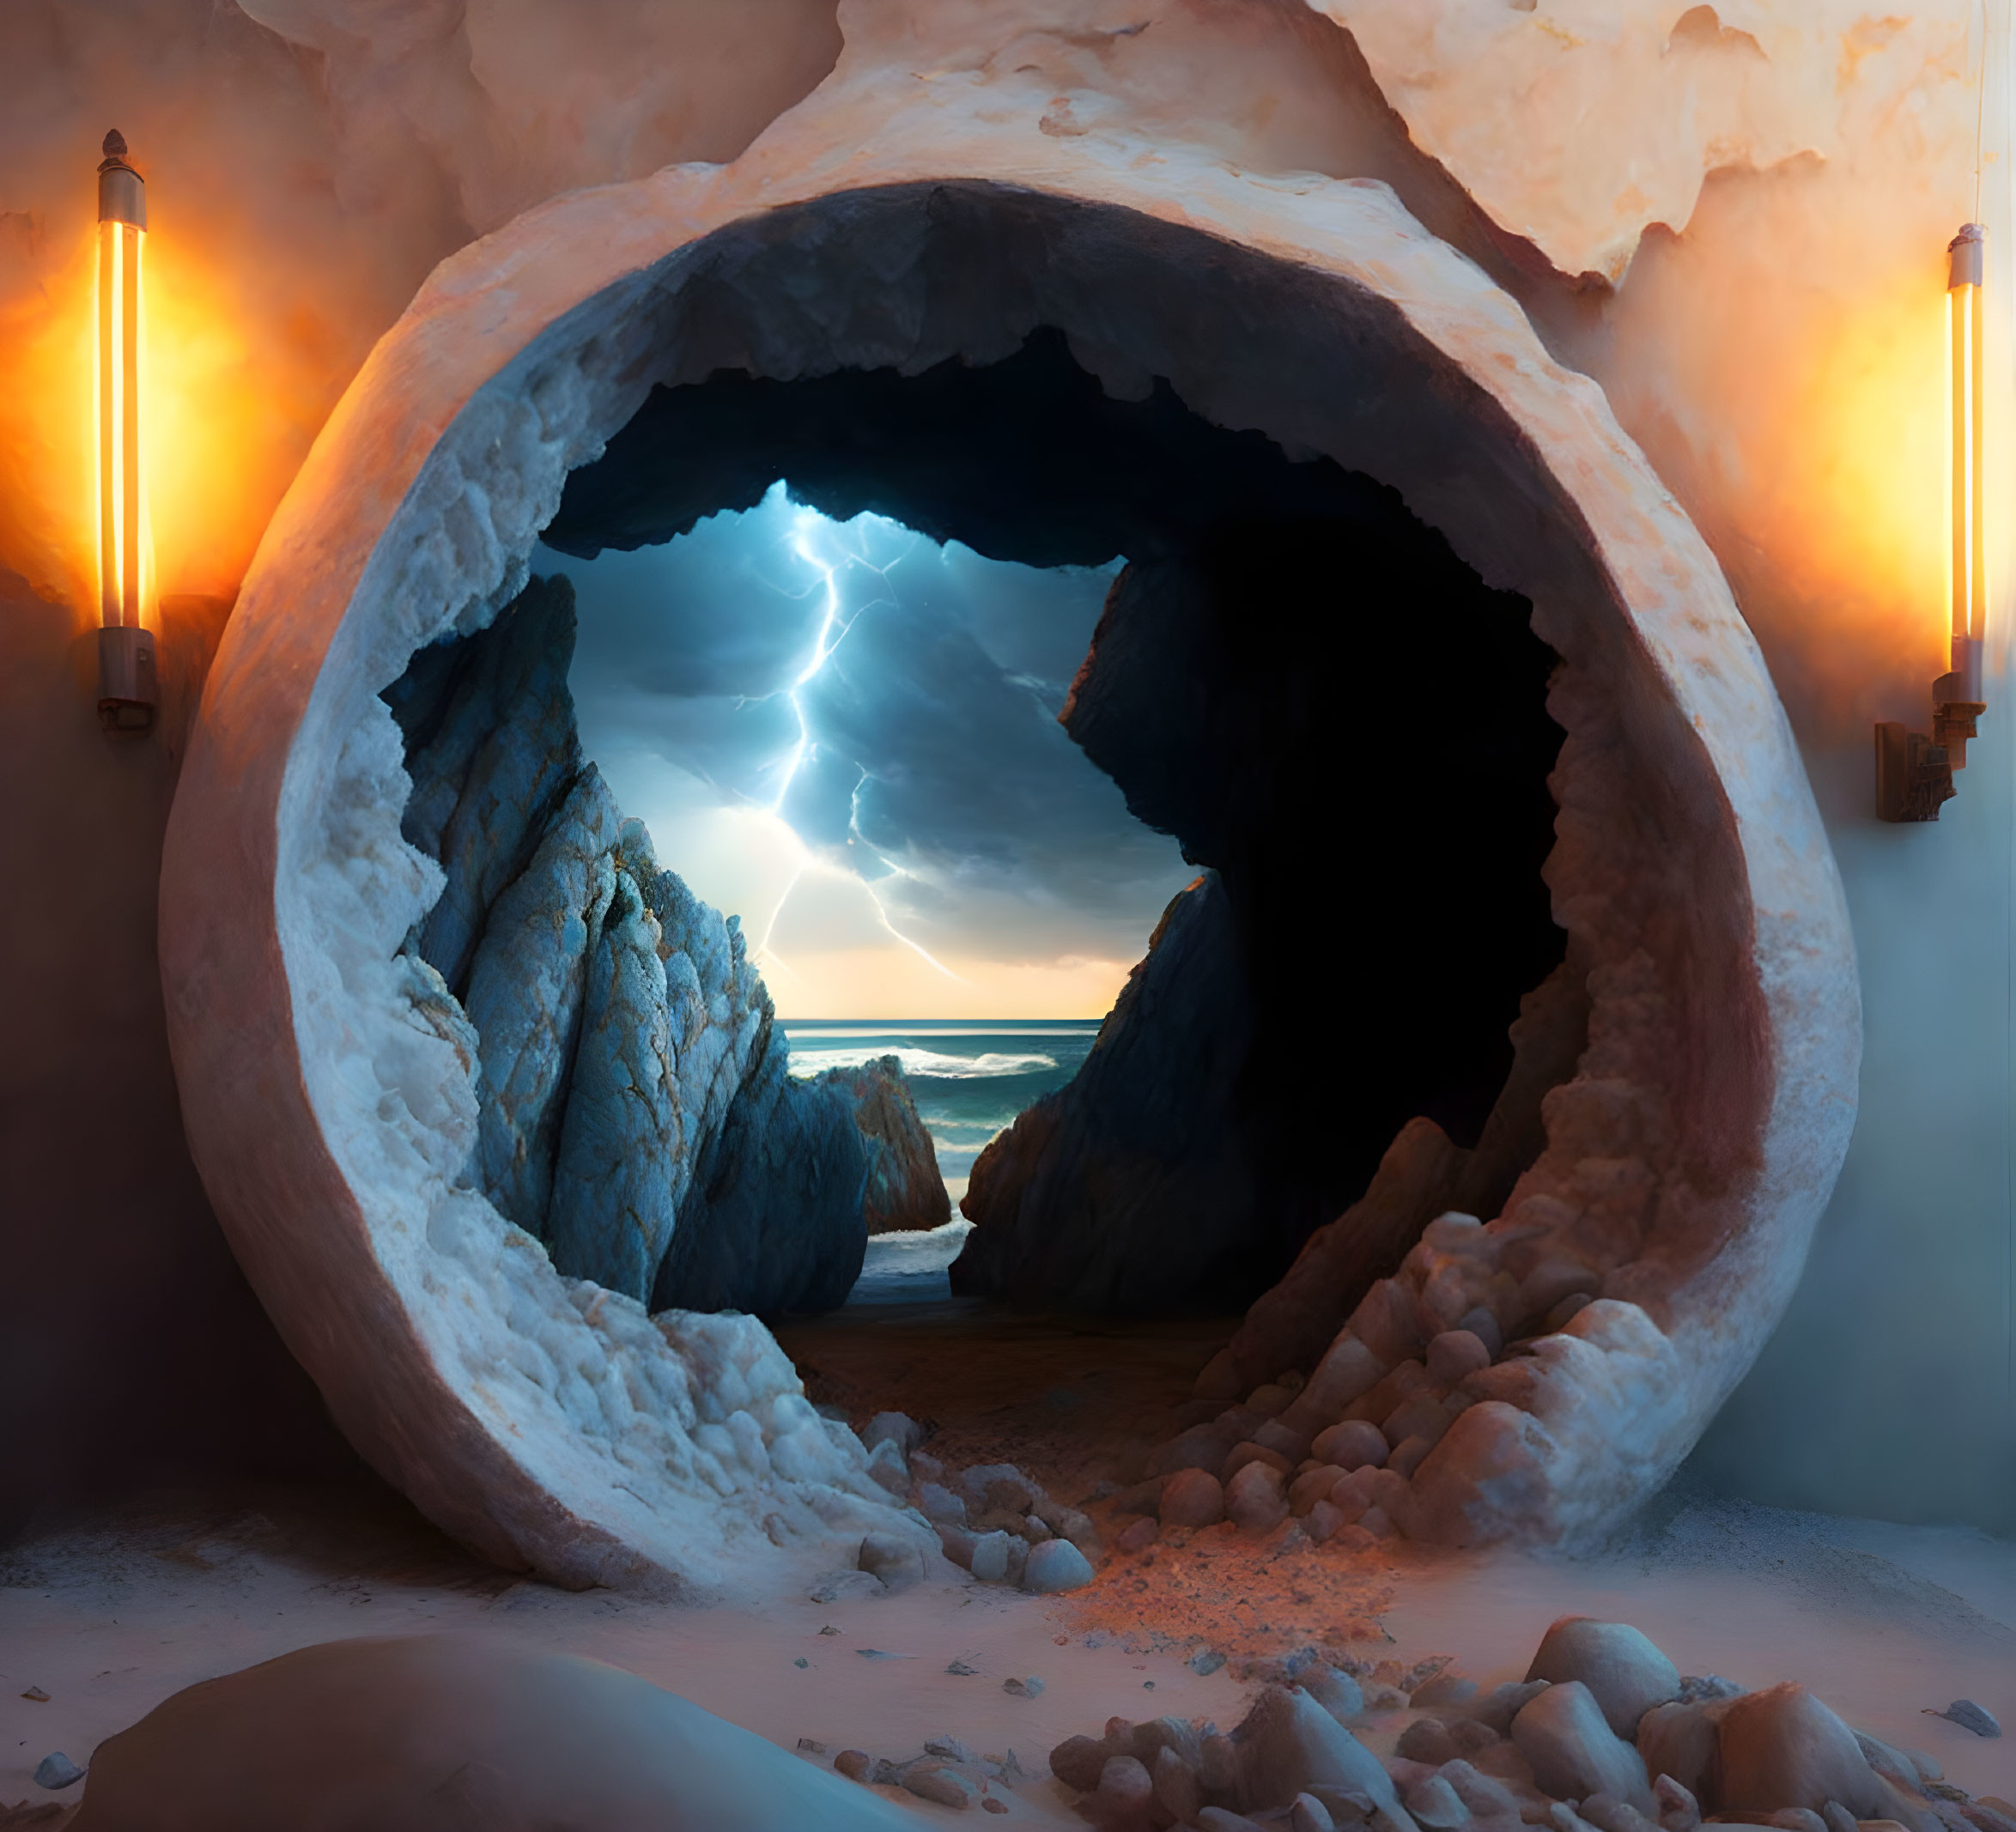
[
  {"left": 1948, "top": 224, "right": 1988, "bottom": 696},
  {"left": 94, "top": 129, "right": 156, "bottom": 731}
]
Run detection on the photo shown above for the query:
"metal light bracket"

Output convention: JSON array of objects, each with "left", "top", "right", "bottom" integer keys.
[{"left": 1876, "top": 634, "right": 1983, "bottom": 822}]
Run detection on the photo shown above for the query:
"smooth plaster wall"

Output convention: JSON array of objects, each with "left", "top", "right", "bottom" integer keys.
[{"left": 0, "top": 577, "right": 343, "bottom": 1532}]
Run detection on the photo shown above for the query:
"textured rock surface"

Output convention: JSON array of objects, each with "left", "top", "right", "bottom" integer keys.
[
  {"left": 67, "top": 1634, "right": 922, "bottom": 1829},
  {"left": 953, "top": 872, "right": 1252, "bottom": 1307},
  {"left": 1525, "top": 1618, "right": 1683, "bottom": 1743},
  {"left": 394, "top": 581, "right": 866, "bottom": 1316},
  {"left": 814, "top": 1055, "right": 949, "bottom": 1234},
  {"left": 160, "top": 86, "right": 1858, "bottom": 1583}
]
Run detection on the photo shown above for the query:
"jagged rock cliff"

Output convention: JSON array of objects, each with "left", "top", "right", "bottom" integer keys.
[
  {"left": 815, "top": 1057, "right": 950, "bottom": 1234},
  {"left": 383, "top": 573, "right": 887, "bottom": 1316}
]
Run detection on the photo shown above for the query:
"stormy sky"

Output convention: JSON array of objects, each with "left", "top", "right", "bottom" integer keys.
[{"left": 535, "top": 483, "right": 1194, "bottom": 1017}]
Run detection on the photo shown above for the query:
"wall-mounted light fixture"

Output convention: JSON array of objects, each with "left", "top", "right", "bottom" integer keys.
[
  {"left": 1876, "top": 223, "right": 1989, "bottom": 821},
  {"left": 94, "top": 128, "right": 156, "bottom": 734}
]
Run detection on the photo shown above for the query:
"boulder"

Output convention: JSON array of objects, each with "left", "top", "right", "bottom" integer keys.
[
  {"left": 1160, "top": 1469, "right": 1227, "bottom": 1527},
  {"left": 1713, "top": 1685, "right": 1892, "bottom": 1819},
  {"left": 1226, "top": 1461, "right": 1290, "bottom": 1533},
  {"left": 1230, "top": 1686, "right": 1418, "bottom": 1823},
  {"left": 1510, "top": 1681, "right": 1655, "bottom": 1812},
  {"left": 1524, "top": 1619, "right": 1682, "bottom": 1742},
  {"left": 67, "top": 1635, "right": 922, "bottom": 1829},
  {"left": 815, "top": 1055, "right": 950, "bottom": 1234},
  {"left": 858, "top": 1531, "right": 927, "bottom": 1591},
  {"left": 1636, "top": 1703, "right": 1721, "bottom": 1802},
  {"left": 1022, "top": 1538, "right": 1096, "bottom": 1593},
  {"left": 1314, "top": 1420, "right": 1390, "bottom": 1471}
]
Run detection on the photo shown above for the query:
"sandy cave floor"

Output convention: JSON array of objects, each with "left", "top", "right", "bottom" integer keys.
[{"left": 3, "top": 1304, "right": 2012, "bottom": 1817}]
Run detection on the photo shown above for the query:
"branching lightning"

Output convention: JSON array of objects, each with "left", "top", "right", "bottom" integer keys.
[{"left": 747, "top": 494, "right": 963, "bottom": 984}]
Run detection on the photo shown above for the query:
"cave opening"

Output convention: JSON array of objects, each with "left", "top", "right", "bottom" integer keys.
[{"left": 383, "top": 323, "right": 1570, "bottom": 1380}]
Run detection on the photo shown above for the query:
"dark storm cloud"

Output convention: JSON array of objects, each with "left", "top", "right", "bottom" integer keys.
[{"left": 537, "top": 484, "right": 1193, "bottom": 962}]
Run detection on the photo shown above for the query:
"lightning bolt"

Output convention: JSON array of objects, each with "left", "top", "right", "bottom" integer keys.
[{"left": 744, "top": 489, "right": 962, "bottom": 985}]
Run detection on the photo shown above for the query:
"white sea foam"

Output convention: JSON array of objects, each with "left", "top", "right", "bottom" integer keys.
[{"left": 786, "top": 1047, "right": 1057, "bottom": 1080}]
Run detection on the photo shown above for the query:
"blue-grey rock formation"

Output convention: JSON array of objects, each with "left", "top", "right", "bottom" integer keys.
[{"left": 385, "top": 574, "right": 896, "bottom": 1316}]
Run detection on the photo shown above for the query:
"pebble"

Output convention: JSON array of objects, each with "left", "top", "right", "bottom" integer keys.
[
  {"left": 835, "top": 1749, "right": 872, "bottom": 1780},
  {"left": 1290, "top": 1465, "right": 1351, "bottom": 1515},
  {"left": 916, "top": 1482, "right": 969, "bottom": 1526},
  {"left": 1225, "top": 1461, "right": 1290, "bottom": 1533},
  {"left": 1291, "top": 1792, "right": 1339, "bottom": 1832},
  {"left": 1225, "top": 1441, "right": 1296, "bottom": 1483},
  {"left": 1357, "top": 1506, "right": 1394, "bottom": 1538},
  {"left": 809, "top": 1570, "right": 885, "bottom": 1604},
  {"left": 1161, "top": 1468, "right": 1227, "bottom": 1528},
  {"left": 947, "top": 1659, "right": 979, "bottom": 1676},
  {"left": 1397, "top": 1719, "right": 1459, "bottom": 1765},
  {"left": 1526, "top": 1618, "right": 1683, "bottom": 1741},
  {"left": 857, "top": 1532, "right": 927, "bottom": 1591},
  {"left": 1455, "top": 1307, "right": 1505, "bottom": 1356},
  {"left": 21, "top": 1686, "right": 50, "bottom": 1702},
  {"left": 1305, "top": 1499, "right": 1348, "bottom": 1544},
  {"left": 1116, "top": 1514, "right": 1159, "bottom": 1554},
  {"left": 1653, "top": 1774, "right": 1701, "bottom": 1832},
  {"left": 1023, "top": 1537, "right": 1096, "bottom": 1593},
  {"left": 33, "top": 1753, "right": 84, "bottom": 1791},
  {"left": 1927, "top": 1699, "right": 2001, "bottom": 1738},
  {"left": 797, "top": 1737, "right": 828, "bottom": 1754},
  {"left": 1152, "top": 1744, "right": 1203, "bottom": 1821},
  {"left": 1004, "top": 1677, "right": 1045, "bottom": 1697},
  {"left": 865, "top": 1437, "right": 910, "bottom": 1495},
  {"left": 1050, "top": 1736, "right": 1111, "bottom": 1791},
  {"left": 1312, "top": 1419, "right": 1389, "bottom": 1471},
  {"left": 903, "top": 1761, "right": 979, "bottom": 1809},
  {"left": 819, "top": 1623, "right": 841, "bottom": 1635},
  {"left": 1470, "top": 1679, "right": 1551, "bottom": 1736},
  {"left": 856, "top": 1648, "right": 913, "bottom": 1660},
  {"left": 1510, "top": 1679, "right": 1655, "bottom": 1811},
  {"left": 793, "top": 1656, "right": 809, "bottom": 1668},
  {"left": 926, "top": 1737, "right": 978, "bottom": 1763},
  {"left": 864, "top": 1411, "right": 926, "bottom": 1457},
  {"left": 1296, "top": 1665, "right": 1364, "bottom": 1723},
  {"left": 1096, "top": 1753, "right": 1156, "bottom": 1814},
  {"left": 983, "top": 1796, "right": 1008, "bottom": 1814},
  {"left": 968, "top": 1529, "right": 1015, "bottom": 1584},
  {"left": 1401, "top": 1771, "right": 1469, "bottom": 1830},
  {"left": 1425, "top": 1330, "right": 1491, "bottom": 1386},
  {"left": 1388, "top": 1435, "right": 1433, "bottom": 1480}
]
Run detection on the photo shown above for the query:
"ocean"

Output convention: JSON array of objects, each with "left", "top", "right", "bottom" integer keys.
[{"left": 780, "top": 1017, "right": 1099, "bottom": 1303}]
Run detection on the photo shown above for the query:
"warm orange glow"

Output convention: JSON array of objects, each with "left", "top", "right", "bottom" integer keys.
[
  {"left": 94, "top": 217, "right": 146, "bottom": 628},
  {"left": 1951, "top": 275, "right": 1987, "bottom": 641}
]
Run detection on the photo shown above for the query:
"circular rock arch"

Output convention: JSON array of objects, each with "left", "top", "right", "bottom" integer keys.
[{"left": 160, "top": 135, "right": 1859, "bottom": 1592}]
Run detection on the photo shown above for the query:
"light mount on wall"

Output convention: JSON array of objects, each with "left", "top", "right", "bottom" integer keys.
[
  {"left": 1876, "top": 222, "right": 1989, "bottom": 822},
  {"left": 94, "top": 127, "right": 157, "bottom": 735}
]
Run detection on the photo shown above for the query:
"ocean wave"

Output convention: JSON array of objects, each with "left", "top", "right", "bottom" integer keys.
[{"left": 789, "top": 1047, "right": 1057, "bottom": 1080}]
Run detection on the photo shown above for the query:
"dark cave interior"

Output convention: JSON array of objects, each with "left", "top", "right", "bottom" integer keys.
[{"left": 474, "top": 325, "right": 1569, "bottom": 1316}]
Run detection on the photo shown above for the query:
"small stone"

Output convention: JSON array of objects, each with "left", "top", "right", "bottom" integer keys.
[
  {"left": 33, "top": 1753, "right": 84, "bottom": 1791},
  {"left": 1510, "top": 1679, "right": 1654, "bottom": 1811},
  {"left": 856, "top": 1647, "right": 913, "bottom": 1660},
  {"left": 835, "top": 1749, "right": 872, "bottom": 1780},
  {"left": 1229, "top": 1686, "right": 1402, "bottom": 1818},
  {"left": 1226, "top": 1460, "right": 1290, "bottom": 1533},
  {"left": 916, "top": 1481, "right": 969, "bottom": 1526},
  {"left": 797, "top": 1736, "right": 829, "bottom": 1753},
  {"left": 1544, "top": 1291, "right": 1594, "bottom": 1331},
  {"left": 1161, "top": 1469, "right": 1227, "bottom": 1527},
  {"left": 1438, "top": 1758, "right": 1521, "bottom": 1820},
  {"left": 983, "top": 1797, "right": 1008, "bottom": 1814},
  {"left": 1446, "top": 1719, "right": 1498, "bottom": 1756},
  {"left": 858, "top": 1531, "right": 928, "bottom": 1591},
  {"left": 1388, "top": 1434, "right": 1434, "bottom": 1479},
  {"left": 1153, "top": 1744, "right": 1204, "bottom": 1822},
  {"left": 1023, "top": 1537, "right": 1096, "bottom": 1593},
  {"left": 866, "top": 1437, "right": 910, "bottom": 1494},
  {"left": 969, "top": 1529, "right": 1015, "bottom": 1583},
  {"left": 1224, "top": 1441, "right": 1296, "bottom": 1482},
  {"left": 1291, "top": 1465, "right": 1351, "bottom": 1515},
  {"left": 21, "top": 1685, "right": 50, "bottom": 1702},
  {"left": 1313, "top": 1419, "right": 1389, "bottom": 1471},
  {"left": 1679, "top": 1674, "right": 1746, "bottom": 1703},
  {"left": 793, "top": 1656, "right": 809, "bottom": 1668},
  {"left": 1051, "top": 1735, "right": 1110, "bottom": 1791},
  {"left": 948, "top": 1658, "right": 979, "bottom": 1675},
  {"left": 903, "top": 1761, "right": 979, "bottom": 1809},
  {"left": 1306, "top": 1499, "right": 1348, "bottom": 1544},
  {"left": 1401, "top": 1771, "right": 1470, "bottom": 1829},
  {"left": 1525, "top": 1618, "right": 1682, "bottom": 1741},
  {"left": 1117, "top": 1514, "right": 1159, "bottom": 1553},
  {"left": 1426, "top": 1330, "right": 1493, "bottom": 1384},
  {"left": 1411, "top": 1671, "right": 1479, "bottom": 1708},
  {"left": 926, "top": 1737, "right": 979, "bottom": 1763},
  {"left": 1653, "top": 1774, "right": 1701, "bottom": 1832},
  {"left": 1927, "top": 1700, "right": 2001, "bottom": 1738},
  {"left": 1454, "top": 1307, "right": 1504, "bottom": 1356},
  {"left": 810, "top": 1570, "right": 884, "bottom": 1604},
  {"left": 1397, "top": 1719, "right": 1459, "bottom": 1764},
  {"left": 1191, "top": 1649, "right": 1227, "bottom": 1676},
  {"left": 872, "top": 1757, "right": 904, "bottom": 1785},
  {"left": 864, "top": 1410, "right": 926, "bottom": 1457},
  {"left": 1292, "top": 1792, "right": 1340, "bottom": 1832},
  {"left": 1357, "top": 1506, "right": 1394, "bottom": 1538},
  {"left": 1717, "top": 1683, "right": 1896, "bottom": 1818},
  {"left": 819, "top": 1623, "right": 841, "bottom": 1635},
  {"left": 1097, "top": 1753, "right": 1156, "bottom": 1812},
  {"left": 1004, "top": 1676, "right": 1046, "bottom": 1697}
]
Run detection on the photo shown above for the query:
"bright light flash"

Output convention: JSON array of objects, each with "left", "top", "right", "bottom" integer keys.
[{"left": 744, "top": 494, "right": 962, "bottom": 982}]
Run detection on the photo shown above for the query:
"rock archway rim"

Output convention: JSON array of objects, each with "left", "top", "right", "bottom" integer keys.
[{"left": 158, "top": 133, "right": 1859, "bottom": 1592}]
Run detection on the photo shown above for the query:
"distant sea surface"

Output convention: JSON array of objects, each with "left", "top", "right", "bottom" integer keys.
[{"left": 781, "top": 1017, "right": 1099, "bottom": 1303}]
